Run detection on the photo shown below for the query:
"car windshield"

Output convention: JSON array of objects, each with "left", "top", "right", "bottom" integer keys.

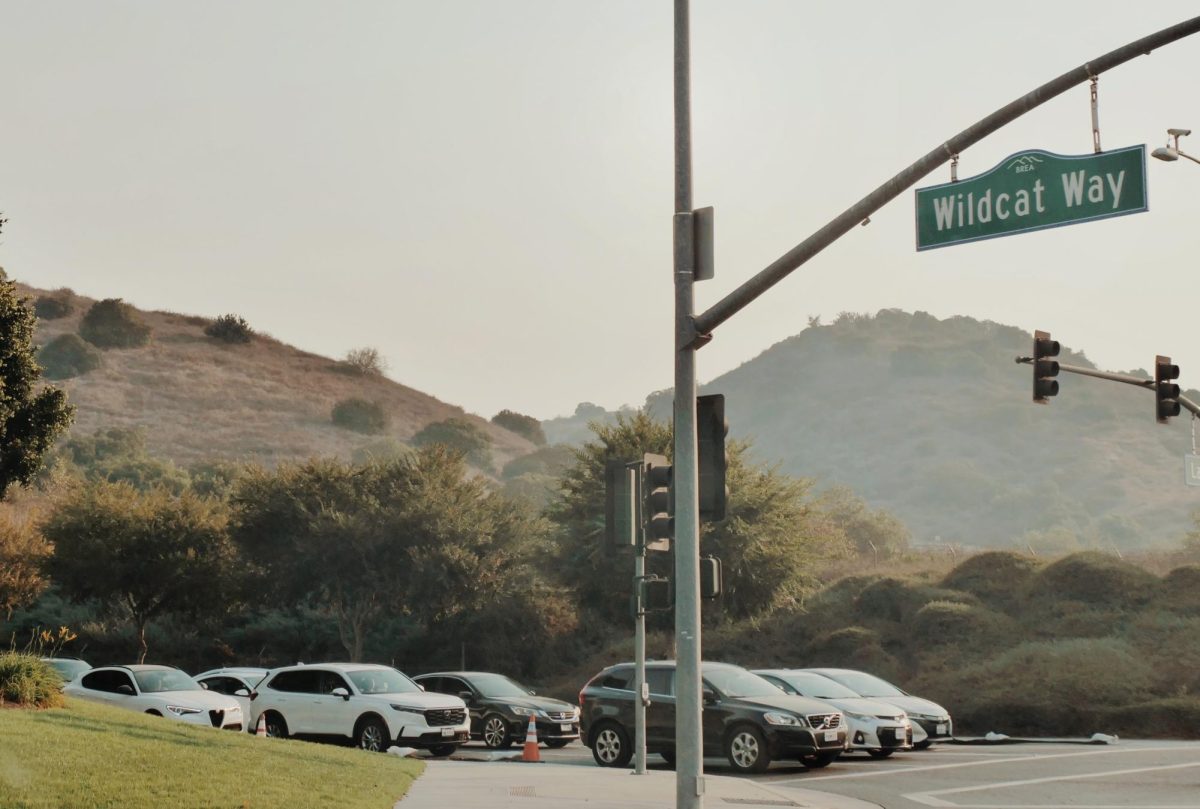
[
  {"left": 780, "top": 672, "right": 859, "bottom": 699},
  {"left": 470, "top": 673, "right": 533, "bottom": 699},
  {"left": 46, "top": 660, "right": 90, "bottom": 679},
  {"left": 134, "top": 669, "right": 201, "bottom": 693},
  {"left": 819, "top": 670, "right": 905, "bottom": 698},
  {"left": 348, "top": 668, "right": 420, "bottom": 695},
  {"left": 703, "top": 667, "right": 779, "bottom": 698}
]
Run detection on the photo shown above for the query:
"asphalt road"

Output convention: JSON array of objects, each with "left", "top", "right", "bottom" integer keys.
[{"left": 450, "top": 739, "right": 1200, "bottom": 809}]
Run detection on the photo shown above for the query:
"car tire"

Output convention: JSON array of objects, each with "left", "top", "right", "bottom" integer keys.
[
  {"left": 590, "top": 722, "right": 633, "bottom": 768},
  {"left": 913, "top": 740, "right": 932, "bottom": 750},
  {"left": 867, "top": 748, "right": 895, "bottom": 759},
  {"left": 482, "top": 714, "right": 512, "bottom": 749},
  {"left": 800, "top": 751, "right": 839, "bottom": 768},
  {"left": 428, "top": 744, "right": 457, "bottom": 757},
  {"left": 263, "top": 712, "right": 289, "bottom": 739},
  {"left": 355, "top": 716, "right": 390, "bottom": 752},
  {"left": 545, "top": 739, "right": 570, "bottom": 749},
  {"left": 725, "top": 725, "right": 771, "bottom": 774},
  {"left": 145, "top": 710, "right": 162, "bottom": 717}
]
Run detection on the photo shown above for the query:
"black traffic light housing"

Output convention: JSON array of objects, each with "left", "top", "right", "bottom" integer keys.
[
  {"left": 639, "top": 576, "right": 672, "bottom": 613},
  {"left": 642, "top": 453, "right": 673, "bottom": 552},
  {"left": 1032, "top": 330, "right": 1060, "bottom": 404},
  {"left": 697, "top": 394, "right": 728, "bottom": 522},
  {"left": 605, "top": 459, "right": 637, "bottom": 548},
  {"left": 1156, "top": 355, "right": 1181, "bottom": 424}
]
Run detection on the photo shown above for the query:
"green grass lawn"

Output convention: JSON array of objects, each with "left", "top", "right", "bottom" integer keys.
[{"left": 0, "top": 698, "right": 423, "bottom": 809}]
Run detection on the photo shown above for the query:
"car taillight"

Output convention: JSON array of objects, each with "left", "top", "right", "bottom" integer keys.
[{"left": 577, "top": 689, "right": 584, "bottom": 707}]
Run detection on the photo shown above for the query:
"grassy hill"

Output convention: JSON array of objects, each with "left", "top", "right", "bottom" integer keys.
[
  {"left": 16, "top": 283, "right": 535, "bottom": 471},
  {"left": 0, "top": 698, "right": 421, "bottom": 808}
]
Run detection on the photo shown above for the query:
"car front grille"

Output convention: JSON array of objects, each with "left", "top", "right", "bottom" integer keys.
[
  {"left": 425, "top": 708, "right": 467, "bottom": 727},
  {"left": 545, "top": 711, "right": 575, "bottom": 722},
  {"left": 808, "top": 713, "right": 841, "bottom": 730}
]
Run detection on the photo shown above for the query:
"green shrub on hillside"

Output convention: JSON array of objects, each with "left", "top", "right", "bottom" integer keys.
[
  {"left": 854, "top": 577, "right": 976, "bottom": 625},
  {"left": 204, "top": 314, "right": 254, "bottom": 344},
  {"left": 491, "top": 409, "right": 547, "bottom": 446},
  {"left": 33, "top": 293, "right": 72, "bottom": 320},
  {"left": 1102, "top": 697, "right": 1200, "bottom": 738},
  {"left": 1121, "top": 612, "right": 1200, "bottom": 695},
  {"left": 1026, "top": 551, "right": 1157, "bottom": 610},
  {"left": 38, "top": 334, "right": 102, "bottom": 380},
  {"left": 331, "top": 398, "right": 389, "bottom": 435},
  {"left": 411, "top": 417, "right": 493, "bottom": 470},
  {"left": 911, "top": 600, "right": 1016, "bottom": 650},
  {"left": 941, "top": 550, "right": 1042, "bottom": 612},
  {"left": 1156, "top": 565, "right": 1200, "bottom": 615},
  {"left": 0, "top": 652, "right": 64, "bottom": 708},
  {"left": 79, "top": 298, "right": 151, "bottom": 349},
  {"left": 804, "top": 626, "right": 901, "bottom": 679}
]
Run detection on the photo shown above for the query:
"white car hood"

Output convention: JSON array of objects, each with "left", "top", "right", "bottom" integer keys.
[
  {"left": 367, "top": 691, "right": 464, "bottom": 710},
  {"left": 873, "top": 695, "right": 949, "bottom": 718},
  {"left": 152, "top": 689, "right": 241, "bottom": 711}
]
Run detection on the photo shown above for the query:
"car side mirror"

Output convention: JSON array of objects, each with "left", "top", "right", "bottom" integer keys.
[
  {"left": 235, "top": 688, "right": 250, "bottom": 697},
  {"left": 417, "top": 683, "right": 425, "bottom": 691},
  {"left": 331, "top": 687, "right": 350, "bottom": 700},
  {"left": 200, "top": 682, "right": 209, "bottom": 690},
  {"left": 702, "top": 687, "right": 717, "bottom": 705},
  {"left": 458, "top": 691, "right": 473, "bottom": 700},
  {"left": 117, "top": 684, "right": 134, "bottom": 696}
]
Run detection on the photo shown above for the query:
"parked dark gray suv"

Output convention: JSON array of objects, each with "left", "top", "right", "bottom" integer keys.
[{"left": 579, "top": 661, "right": 848, "bottom": 773}]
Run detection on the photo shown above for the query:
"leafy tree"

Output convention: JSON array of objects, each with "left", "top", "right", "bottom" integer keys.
[
  {"left": 78, "top": 298, "right": 151, "bottom": 348},
  {"left": 491, "top": 409, "right": 547, "bottom": 445},
  {"left": 204, "top": 314, "right": 254, "bottom": 344},
  {"left": 411, "top": 417, "right": 493, "bottom": 471},
  {"left": 344, "top": 347, "right": 387, "bottom": 376},
  {"left": 0, "top": 518, "right": 51, "bottom": 622},
  {"left": 816, "top": 485, "right": 910, "bottom": 560},
  {"left": 230, "top": 447, "right": 547, "bottom": 661},
  {"left": 0, "top": 279, "right": 75, "bottom": 498},
  {"left": 44, "top": 481, "right": 235, "bottom": 663},
  {"left": 49, "top": 427, "right": 190, "bottom": 493}
]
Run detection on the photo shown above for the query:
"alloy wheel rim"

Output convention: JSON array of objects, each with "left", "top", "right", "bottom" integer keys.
[
  {"left": 485, "top": 718, "right": 506, "bottom": 747},
  {"left": 597, "top": 729, "right": 621, "bottom": 763},
  {"left": 731, "top": 732, "right": 759, "bottom": 768},
  {"left": 361, "top": 724, "right": 384, "bottom": 751}
]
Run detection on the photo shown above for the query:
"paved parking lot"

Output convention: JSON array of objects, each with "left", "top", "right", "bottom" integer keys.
[{"left": 442, "top": 739, "right": 1200, "bottom": 809}]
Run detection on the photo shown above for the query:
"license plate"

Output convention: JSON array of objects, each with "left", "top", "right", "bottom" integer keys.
[
  {"left": 936, "top": 723, "right": 947, "bottom": 735},
  {"left": 823, "top": 730, "right": 839, "bottom": 742},
  {"left": 560, "top": 723, "right": 572, "bottom": 731},
  {"left": 894, "top": 727, "right": 906, "bottom": 738},
  {"left": 440, "top": 727, "right": 454, "bottom": 737}
]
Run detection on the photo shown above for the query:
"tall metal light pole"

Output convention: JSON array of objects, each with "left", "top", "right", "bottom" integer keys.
[{"left": 672, "top": 1, "right": 704, "bottom": 807}]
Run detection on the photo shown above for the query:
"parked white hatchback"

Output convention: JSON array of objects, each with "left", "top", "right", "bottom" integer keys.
[
  {"left": 249, "top": 663, "right": 470, "bottom": 754},
  {"left": 64, "top": 665, "right": 246, "bottom": 731}
]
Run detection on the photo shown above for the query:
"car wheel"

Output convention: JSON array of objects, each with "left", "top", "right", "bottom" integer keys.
[
  {"left": 145, "top": 710, "right": 162, "bottom": 717},
  {"left": 263, "top": 712, "right": 289, "bottom": 739},
  {"left": 725, "top": 725, "right": 771, "bottom": 774},
  {"left": 867, "top": 748, "right": 895, "bottom": 759},
  {"left": 428, "top": 744, "right": 457, "bottom": 757},
  {"left": 800, "top": 752, "right": 839, "bottom": 768},
  {"left": 482, "top": 714, "right": 512, "bottom": 749},
  {"left": 355, "top": 716, "right": 390, "bottom": 752},
  {"left": 545, "top": 739, "right": 570, "bottom": 749},
  {"left": 913, "top": 740, "right": 932, "bottom": 750},
  {"left": 590, "top": 722, "right": 633, "bottom": 768}
]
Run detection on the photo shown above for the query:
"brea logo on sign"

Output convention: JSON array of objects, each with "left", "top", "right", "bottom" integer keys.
[{"left": 914, "top": 145, "right": 1148, "bottom": 251}]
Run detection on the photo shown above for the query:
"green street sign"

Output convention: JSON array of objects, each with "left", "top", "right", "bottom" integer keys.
[{"left": 915, "top": 145, "right": 1147, "bottom": 251}]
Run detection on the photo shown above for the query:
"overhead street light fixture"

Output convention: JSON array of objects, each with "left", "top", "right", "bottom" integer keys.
[{"left": 1152, "top": 127, "right": 1200, "bottom": 165}]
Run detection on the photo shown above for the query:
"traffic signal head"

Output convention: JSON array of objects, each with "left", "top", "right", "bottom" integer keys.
[
  {"left": 697, "top": 394, "right": 728, "bottom": 522},
  {"left": 605, "top": 459, "right": 637, "bottom": 548},
  {"left": 642, "top": 453, "right": 673, "bottom": 552},
  {"left": 1156, "top": 355, "right": 1181, "bottom": 424},
  {"left": 1032, "top": 330, "right": 1060, "bottom": 404},
  {"left": 639, "top": 576, "right": 672, "bottom": 613}
]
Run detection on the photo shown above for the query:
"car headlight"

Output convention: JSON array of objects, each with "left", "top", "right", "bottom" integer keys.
[
  {"left": 914, "top": 712, "right": 949, "bottom": 721},
  {"left": 510, "top": 706, "right": 545, "bottom": 718},
  {"left": 166, "top": 705, "right": 202, "bottom": 717},
  {"left": 763, "top": 711, "right": 806, "bottom": 727},
  {"left": 875, "top": 714, "right": 906, "bottom": 723},
  {"left": 572, "top": 706, "right": 581, "bottom": 719}
]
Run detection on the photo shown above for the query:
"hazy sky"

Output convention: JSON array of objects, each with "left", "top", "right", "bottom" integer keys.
[{"left": 2, "top": 1, "right": 1198, "bottom": 421}]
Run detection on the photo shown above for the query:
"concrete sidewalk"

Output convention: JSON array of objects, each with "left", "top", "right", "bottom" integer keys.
[{"left": 394, "top": 759, "right": 881, "bottom": 808}]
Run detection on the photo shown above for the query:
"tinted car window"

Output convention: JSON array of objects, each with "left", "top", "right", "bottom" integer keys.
[
  {"left": 346, "top": 668, "right": 422, "bottom": 695},
  {"left": 317, "top": 670, "right": 350, "bottom": 694},
  {"left": 135, "top": 669, "right": 200, "bottom": 693},
  {"left": 780, "top": 672, "right": 860, "bottom": 699},
  {"left": 599, "top": 668, "right": 632, "bottom": 690},
  {"left": 646, "top": 669, "right": 673, "bottom": 696},
  {"left": 817, "top": 670, "right": 905, "bottom": 698},
  {"left": 81, "top": 670, "right": 134, "bottom": 694},
  {"left": 201, "top": 676, "right": 245, "bottom": 696},
  {"left": 703, "top": 667, "right": 779, "bottom": 698},
  {"left": 268, "top": 669, "right": 320, "bottom": 693},
  {"left": 469, "top": 674, "right": 533, "bottom": 698}
]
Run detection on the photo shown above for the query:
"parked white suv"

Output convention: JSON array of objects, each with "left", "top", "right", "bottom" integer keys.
[{"left": 249, "top": 663, "right": 470, "bottom": 754}]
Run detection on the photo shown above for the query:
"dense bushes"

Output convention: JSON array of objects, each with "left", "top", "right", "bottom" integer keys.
[
  {"left": 411, "top": 417, "right": 493, "bottom": 470},
  {"left": 941, "top": 550, "right": 1041, "bottom": 612},
  {"left": 491, "top": 409, "right": 546, "bottom": 445},
  {"left": 79, "top": 298, "right": 151, "bottom": 348},
  {"left": 33, "top": 293, "right": 72, "bottom": 320},
  {"left": 1026, "top": 551, "right": 1157, "bottom": 610},
  {"left": 0, "top": 653, "right": 64, "bottom": 708},
  {"left": 204, "top": 314, "right": 254, "bottom": 344},
  {"left": 331, "top": 398, "right": 389, "bottom": 435},
  {"left": 38, "top": 334, "right": 102, "bottom": 380}
]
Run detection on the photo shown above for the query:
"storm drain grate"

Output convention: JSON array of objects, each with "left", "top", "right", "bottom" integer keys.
[
  {"left": 721, "top": 800, "right": 799, "bottom": 807},
  {"left": 509, "top": 786, "right": 537, "bottom": 798}
]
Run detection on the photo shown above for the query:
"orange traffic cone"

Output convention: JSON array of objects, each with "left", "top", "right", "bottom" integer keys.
[
  {"left": 255, "top": 714, "right": 267, "bottom": 737},
  {"left": 521, "top": 714, "right": 541, "bottom": 762}
]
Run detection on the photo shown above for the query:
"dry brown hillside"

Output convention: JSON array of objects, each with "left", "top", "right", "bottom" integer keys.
[{"left": 18, "top": 283, "right": 535, "bottom": 470}]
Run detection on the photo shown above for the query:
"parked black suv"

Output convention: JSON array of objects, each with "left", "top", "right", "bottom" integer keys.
[
  {"left": 414, "top": 671, "right": 581, "bottom": 749},
  {"left": 579, "top": 661, "right": 848, "bottom": 773}
]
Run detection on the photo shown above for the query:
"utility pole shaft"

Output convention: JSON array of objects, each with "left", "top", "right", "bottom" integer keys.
[
  {"left": 673, "top": 1, "right": 703, "bottom": 807},
  {"left": 634, "top": 474, "right": 647, "bottom": 775}
]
